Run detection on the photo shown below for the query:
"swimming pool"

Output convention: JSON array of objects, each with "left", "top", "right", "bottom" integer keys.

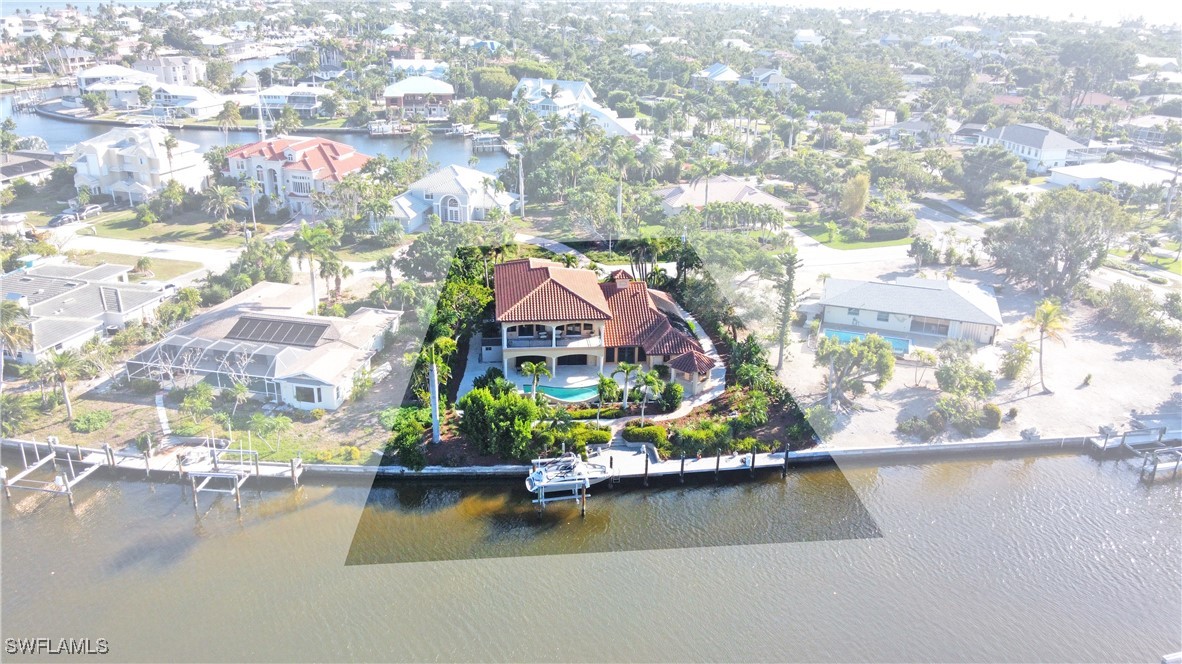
[
  {"left": 521, "top": 384, "right": 600, "bottom": 402},
  {"left": 823, "top": 329, "right": 912, "bottom": 355}
]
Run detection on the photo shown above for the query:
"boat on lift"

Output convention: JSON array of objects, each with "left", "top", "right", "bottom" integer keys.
[{"left": 526, "top": 453, "right": 612, "bottom": 505}]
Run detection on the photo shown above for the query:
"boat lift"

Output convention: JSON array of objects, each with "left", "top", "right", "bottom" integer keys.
[
  {"left": 0, "top": 437, "right": 103, "bottom": 508},
  {"left": 526, "top": 453, "right": 613, "bottom": 515}
]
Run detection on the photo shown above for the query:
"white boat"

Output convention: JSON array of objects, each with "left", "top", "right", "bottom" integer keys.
[{"left": 526, "top": 453, "right": 612, "bottom": 503}]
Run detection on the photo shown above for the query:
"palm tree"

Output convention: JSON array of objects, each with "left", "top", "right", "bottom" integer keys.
[
  {"left": 572, "top": 112, "right": 597, "bottom": 143},
  {"left": 1022, "top": 299, "right": 1068, "bottom": 393},
  {"left": 161, "top": 133, "right": 179, "bottom": 179},
  {"left": 0, "top": 301, "right": 33, "bottom": 396},
  {"left": 521, "top": 360, "right": 552, "bottom": 400},
  {"left": 228, "top": 381, "right": 251, "bottom": 416},
  {"left": 43, "top": 349, "right": 85, "bottom": 420},
  {"left": 134, "top": 256, "right": 153, "bottom": 274},
  {"left": 286, "top": 222, "right": 336, "bottom": 309},
  {"left": 371, "top": 282, "right": 395, "bottom": 309},
  {"left": 376, "top": 254, "right": 396, "bottom": 285},
  {"left": 204, "top": 185, "right": 245, "bottom": 229},
  {"left": 612, "top": 361, "right": 640, "bottom": 410},
  {"left": 637, "top": 142, "right": 664, "bottom": 181},
  {"left": 689, "top": 157, "right": 726, "bottom": 229},
  {"left": 215, "top": 101, "right": 241, "bottom": 145},
  {"left": 637, "top": 369, "right": 664, "bottom": 422},
  {"left": 404, "top": 124, "right": 432, "bottom": 160},
  {"left": 243, "top": 177, "right": 262, "bottom": 234},
  {"left": 412, "top": 337, "right": 457, "bottom": 443}
]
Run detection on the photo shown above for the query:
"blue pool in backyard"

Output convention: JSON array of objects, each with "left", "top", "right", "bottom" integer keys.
[
  {"left": 823, "top": 329, "right": 913, "bottom": 355},
  {"left": 521, "top": 384, "right": 600, "bottom": 402}
]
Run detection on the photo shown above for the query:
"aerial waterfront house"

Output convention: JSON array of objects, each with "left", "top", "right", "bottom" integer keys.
[
  {"left": 127, "top": 282, "right": 401, "bottom": 411},
  {"left": 387, "top": 165, "right": 517, "bottom": 230},
  {"left": 69, "top": 126, "right": 210, "bottom": 204},
  {"left": 132, "top": 56, "right": 208, "bottom": 86},
  {"left": 489, "top": 260, "right": 719, "bottom": 396},
  {"left": 253, "top": 84, "right": 335, "bottom": 119},
  {"left": 382, "top": 76, "right": 455, "bottom": 120},
  {"left": 976, "top": 123, "right": 1091, "bottom": 173},
  {"left": 224, "top": 136, "right": 372, "bottom": 216},
  {"left": 151, "top": 84, "right": 225, "bottom": 120},
  {"left": 793, "top": 29, "right": 826, "bottom": 49},
  {"left": 74, "top": 64, "right": 158, "bottom": 107},
  {"left": 1118, "top": 115, "right": 1178, "bottom": 145},
  {"left": 816, "top": 277, "right": 1003, "bottom": 345},
  {"left": 0, "top": 262, "right": 165, "bottom": 365}
]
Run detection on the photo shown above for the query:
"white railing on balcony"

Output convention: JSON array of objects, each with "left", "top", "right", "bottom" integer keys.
[{"left": 504, "top": 332, "right": 603, "bottom": 349}]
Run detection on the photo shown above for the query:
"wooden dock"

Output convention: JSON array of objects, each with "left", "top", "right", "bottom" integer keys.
[{"left": 2, "top": 438, "right": 304, "bottom": 510}]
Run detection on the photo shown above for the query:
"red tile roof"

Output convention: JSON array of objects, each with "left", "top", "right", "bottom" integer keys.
[
  {"left": 599, "top": 280, "right": 702, "bottom": 356},
  {"left": 226, "top": 137, "right": 371, "bottom": 182},
  {"left": 668, "top": 349, "right": 716, "bottom": 374},
  {"left": 494, "top": 258, "right": 612, "bottom": 323},
  {"left": 495, "top": 260, "right": 703, "bottom": 356}
]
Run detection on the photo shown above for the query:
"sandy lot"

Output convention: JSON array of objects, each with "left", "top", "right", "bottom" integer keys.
[{"left": 770, "top": 263, "right": 1180, "bottom": 448}]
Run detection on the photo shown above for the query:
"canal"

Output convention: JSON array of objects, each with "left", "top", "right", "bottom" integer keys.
[
  {"left": 1, "top": 92, "right": 508, "bottom": 174},
  {"left": 1, "top": 453, "right": 1178, "bottom": 661}
]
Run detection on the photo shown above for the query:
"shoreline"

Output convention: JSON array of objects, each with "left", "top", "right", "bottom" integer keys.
[
  {"left": 1, "top": 434, "right": 1109, "bottom": 491},
  {"left": 34, "top": 102, "right": 373, "bottom": 136}
]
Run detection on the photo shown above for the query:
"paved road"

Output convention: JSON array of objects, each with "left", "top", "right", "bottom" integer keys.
[{"left": 56, "top": 230, "right": 243, "bottom": 285}]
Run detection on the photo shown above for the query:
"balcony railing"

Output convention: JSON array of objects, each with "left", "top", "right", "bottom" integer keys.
[{"left": 505, "top": 334, "right": 603, "bottom": 349}]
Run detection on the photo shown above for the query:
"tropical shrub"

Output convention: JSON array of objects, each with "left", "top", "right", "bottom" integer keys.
[
  {"left": 982, "top": 403, "right": 1002, "bottom": 430},
  {"left": 70, "top": 409, "right": 113, "bottom": 433},
  {"left": 310, "top": 408, "right": 327, "bottom": 421},
  {"left": 622, "top": 423, "right": 668, "bottom": 446}
]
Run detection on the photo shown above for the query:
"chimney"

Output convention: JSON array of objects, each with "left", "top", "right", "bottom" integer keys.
[{"left": 615, "top": 276, "right": 629, "bottom": 289}]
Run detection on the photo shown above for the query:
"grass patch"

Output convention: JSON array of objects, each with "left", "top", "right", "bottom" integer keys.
[
  {"left": 7, "top": 189, "right": 69, "bottom": 225},
  {"left": 791, "top": 218, "right": 914, "bottom": 250},
  {"left": 69, "top": 250, "right": 203, "bottom": 282},
  {"left": 92, "top": 209, "right": 274, "bottom": 248},
  {"left": 1108, "top": 250, "right": 1182, "bottom": 277},
  {"left": 335, "top": 240, "right": 400, "bottom": 262}
]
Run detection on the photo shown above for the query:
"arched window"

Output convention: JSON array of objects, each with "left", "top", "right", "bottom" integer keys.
[{"left": 446, "top": 197, "right": 460, "bottom": 222}]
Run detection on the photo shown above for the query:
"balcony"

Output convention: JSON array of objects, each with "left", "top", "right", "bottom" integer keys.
[{"left": 505, "top": 333, "right": 603, "bottom": 349}]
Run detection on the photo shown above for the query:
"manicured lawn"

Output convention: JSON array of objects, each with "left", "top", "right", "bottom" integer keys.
[
  {"left": 335, "top": 241, "right": 399, "bottom": 262},
  {"left": 791, "top": 219, "right": 914, "bottom": 250},
  {"left": 69, "top": 250, "right": 204, "bottom": 282},
  {"left": 1110, "top": 249, "right": 1182, "bottom": 276},
  {"left": 7, "top": 189, "right": 70, "bottom": 225},
  {"left": 92, "top": 209, "right": 273, "bottom": 248}
]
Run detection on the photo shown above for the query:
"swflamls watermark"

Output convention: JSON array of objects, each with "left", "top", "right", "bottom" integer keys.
[{"left": 5, "top": 638, "right": 109, "bottom": 655}]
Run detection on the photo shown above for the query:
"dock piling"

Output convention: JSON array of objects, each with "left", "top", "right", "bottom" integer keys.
[
  {"left": 1, "top": 467, "right": 9, "bottom": 499},
  {"left": 679, "top": 455, "right": 685, "bottom": 484},
  {"left": 643, "top": 452, "right": 649, "bottom": 487},
  {"left": 749, "top": 451, "right": 756, "bottom": 478},
  {"left": 782, "top": 447, "right": 790, "bottom": 478},
  {"left": 715, "top": 449, "right": 721, "bottom": 481}
]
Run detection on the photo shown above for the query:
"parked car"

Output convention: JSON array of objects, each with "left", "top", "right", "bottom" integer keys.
[
  {"left": 78, "top": 204, "right": 103, "bottom": 219},
  {"left": 47, "top": 213, "right": 78, "bottom": 227},
  {"left": 0, "top": 212, "right": 28, "bottom": 223}
]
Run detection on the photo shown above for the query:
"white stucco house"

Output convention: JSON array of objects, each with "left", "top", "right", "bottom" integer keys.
[
  {"left": 388, "top": 165, "right": 517, "bottom": 231},
  {"left": 224, "top": 136, "right": 372, "bottom": 216},
  {"left": 132, "top": 56, "right": 207, "bottom": 86},
  {"left": 69, "top": 126, "right": 209, "bottom": 204}
]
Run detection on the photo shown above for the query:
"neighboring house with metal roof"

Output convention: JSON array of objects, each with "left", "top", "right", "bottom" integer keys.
[
  {"left": 489, "top": 260, "right": 718, "bottom": 395},
  {"left": 389, "top": 58, "right": 449, "bottom": 80},
  {"left": 977, "top": 123, "right": 1089, "bottom": 173},
  {"left": 126, "top": 282, "right": 401, "bottom": 411},
  {"left": 1, "top": 262, "right": 164, "bottom": 365},
  {"left": 818, "top": 277, "right": 1003, "bottom": 345},
  {"left": 1048, "top": 161, "right": 1174, "bottom": 191},
  {"left": 386, "top": 165, "right": 517, "bottom": 231},
  {"left": 654, "top": 175, "right": 792, "bottom": 217},
  {"left": 512, "top": 78, "right": 639, "bottom": 140},
  {"left": 739, "top": 67, "right": 797, "bottom": 93},
  {"left": 692, "top": 63, "right": 741, "bottom": 87},
  {"left": 70, "top": 126, "right": 210, "bottom": 205}
]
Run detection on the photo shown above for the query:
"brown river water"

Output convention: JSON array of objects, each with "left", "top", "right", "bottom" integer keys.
[{"left": 1, "top": 452, "right": 1179, "bottom": 662}]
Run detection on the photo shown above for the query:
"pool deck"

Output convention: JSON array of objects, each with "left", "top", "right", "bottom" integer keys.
[{"left": 821, "top": 324, "right": 947, "bottom": 352}]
